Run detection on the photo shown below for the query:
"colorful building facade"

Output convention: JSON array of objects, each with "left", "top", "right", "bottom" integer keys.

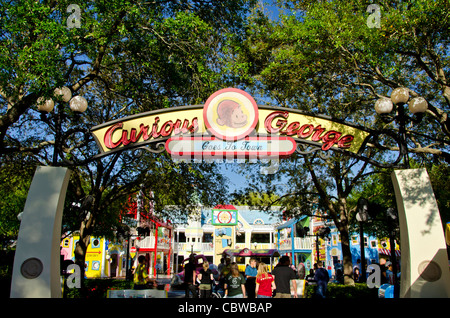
[
  {"left": 60, "top": 235, "right": 127, "bottom": 278},
  {"left": 60, "top": 201, "right": 400, "bottom": 281},
  {"left": 276, "top": 216, "right": 314, "bottom": 273},
  {"left": 173, "top": 205, "right": 283, "bottom": 272}
]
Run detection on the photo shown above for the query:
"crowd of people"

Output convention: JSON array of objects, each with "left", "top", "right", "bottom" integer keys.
[
  {"left": 181, "top": 255, "right": 330, "bottom": 299},
  {"left": 129, "top": 252, "right": 401, "bottom": 299}
]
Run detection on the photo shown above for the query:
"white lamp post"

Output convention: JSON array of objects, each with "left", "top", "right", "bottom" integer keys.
[
  {"left": 37, "top": 86, "right": 88, "bottom": 114},
  {"left": 374, "top": 87, "right": 428, "bottom": 168},
  {"left": 374, "top": 87, "right": 428, "bottom": 116},
  {"left": 36, "top": 86, "right": 88, "bottom": 165}
]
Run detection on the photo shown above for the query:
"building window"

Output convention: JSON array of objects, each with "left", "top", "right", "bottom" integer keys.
[
  {"left": 251, "top": 233, "right": 270, "bottom": 243},
  {"left": 203, "top": 232, "right": 213, "bottom": 243},
  {"left": 178, "top": 232, "right": 186, "bottom": 242},
  {"left": 62, "top": 238, "right": 70, "bottom": 248},
  {"left": 92, "top": 238, "right": 100, "bottom": 248},
  {"left": 332, "top": 234, "right": 338, "bottom": 246},
  {"left": 236, "top": 231, "right": 245, "bottom": 243}
]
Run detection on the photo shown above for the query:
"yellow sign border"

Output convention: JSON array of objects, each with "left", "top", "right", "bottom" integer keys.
[{"left": 90, "top": 104, "right": 370, "bottom": 157}]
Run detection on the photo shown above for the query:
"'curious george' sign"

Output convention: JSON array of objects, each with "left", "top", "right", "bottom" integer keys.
[{"left": 91, "top": 88, "right": 370, "bottom": 158}]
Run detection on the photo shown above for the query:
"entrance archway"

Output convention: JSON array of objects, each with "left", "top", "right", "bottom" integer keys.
[{"left": 10, "top": 88, "right": 450, "bottom": 297}]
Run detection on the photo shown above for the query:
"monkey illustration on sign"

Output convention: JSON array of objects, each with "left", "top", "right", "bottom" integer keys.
[{"left": 216, "top": 100, "right": 248, "bottom": 128}]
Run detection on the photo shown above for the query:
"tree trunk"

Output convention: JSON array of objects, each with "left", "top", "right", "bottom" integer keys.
[
  {"left": 73, "top": 233, "right": 89, "bottom": 296},
  {"left": 73, "top": 212, "right": 95, "bottom": 296},
  {"left": 338, "top": 227, "right": 355, "bottom": 286},
  {"left": 74, "top": 234, "right": 90, "bottom": 277}
]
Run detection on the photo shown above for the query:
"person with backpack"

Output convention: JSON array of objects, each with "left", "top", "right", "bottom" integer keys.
[{"left": 197, "top": 261, "right": 214, "bottom": 298}]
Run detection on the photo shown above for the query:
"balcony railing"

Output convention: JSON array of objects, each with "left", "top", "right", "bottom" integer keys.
[
  {"left": 234, "top": 243, "right": 275, "bottom": 250},
  {"left": 135, "top": 236, "right": 312, "bottom": 253},
  {"left": 278, "top": 237, "right": 312, "bottom": 250},
  {"left": 135, "top": 235, "right": 171, "bottom": 250},
  {"left": 174, "top": 242, "right": 276, "bottom": 253},
  {"left": 175, "top": 242, "right": 215, "bottom": 252}
]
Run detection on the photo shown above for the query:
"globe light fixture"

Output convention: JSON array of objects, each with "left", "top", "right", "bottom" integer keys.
[
  {"left": 374, "top": 97, "right": 393, "bottom": 114},
  {"left": 37, "top": 97, "right": 55, "bottom": 113},
  {"left": 390, "top": 87, "right": 410, "bottom": 105},
  {"left": 408, "top": 97, "right": 428, "bottom": 114},
  {"left": 53, "top": 86, "right": 72, "bottom": 103},
  {"left": 36, "top": 87, "right": 89, "bottom": 166},
  {"left": 374, "top": 87, "right": 427, "bottom": 169},
  {"left": 356, "top": 197, "right": 369, "bottom": 222},
  {"left": 69, "top": 95, "right": 88, "bottom": 113}
]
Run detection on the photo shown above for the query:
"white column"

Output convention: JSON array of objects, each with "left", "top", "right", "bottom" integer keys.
[
  {"left": 392, "top": 168, "right": 450, "bottom": 298},
  {"left": 10, "top": 166, "right": 71, "bottom": 298}
]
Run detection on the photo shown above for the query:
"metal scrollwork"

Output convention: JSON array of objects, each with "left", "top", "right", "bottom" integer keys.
[
  {"left": 133, "top": 142, "right": 167, "bottom": 157},
  {"left": 293, "top": 128, "right": 406, "bottom": 169},
  {"left": 295, "top": 143, "right": 332, "bottom": 160}
]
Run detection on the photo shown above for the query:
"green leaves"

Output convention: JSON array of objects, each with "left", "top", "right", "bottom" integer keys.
[{"left": 0, "top": 163, "right": 35, "bottom": 242}]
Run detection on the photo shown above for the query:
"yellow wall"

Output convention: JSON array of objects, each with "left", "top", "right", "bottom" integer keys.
[{"left": 83, "top": 236, "right": 104, "bottom": 278}]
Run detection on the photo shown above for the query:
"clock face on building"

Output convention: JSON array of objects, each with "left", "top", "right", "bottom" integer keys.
[
  {"left": 212, "top": 209, "right": 237, "bottom": 226},
  {"left": 218, "top": 211, "right": 232, "bottom": 224}
]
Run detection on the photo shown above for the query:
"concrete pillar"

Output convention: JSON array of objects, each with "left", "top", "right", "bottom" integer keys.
[
  {"left": 391, "top": 168, "right": 450, "bottom": 298},
  {"left": 10, "top": 166, "right": 71, "bottom": 298}
]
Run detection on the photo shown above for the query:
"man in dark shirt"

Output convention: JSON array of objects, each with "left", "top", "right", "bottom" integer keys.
[
  {"left": 184, "top": 254, "right": 198, "bottom": 298},
  {"left": 314, "top": 261, "right": 329, "bottom": 298},
  {"left": 272, "top": 256, "right": 298, "bottom": 298}
]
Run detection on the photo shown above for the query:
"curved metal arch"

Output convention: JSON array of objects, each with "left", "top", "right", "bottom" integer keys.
[{"left": 292, "top": 128, "right": 407, "bottom": 169}]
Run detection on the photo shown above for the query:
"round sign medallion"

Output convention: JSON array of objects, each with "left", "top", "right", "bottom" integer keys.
[
  {"left": 203, "top": 88, "right": 259, "bottom": 141},
  {"left": 21, "top": 257, "right": 43, "bottom": 279},
  {"left": 418, "top": 260, "right": 442, "bottom": 282}
]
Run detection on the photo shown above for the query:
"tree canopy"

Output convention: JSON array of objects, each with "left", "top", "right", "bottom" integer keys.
[
  {"left": 226, "top": 0, "right": 450, "bottom": 285},
  {"left": 0, "top": 0, "right": 256, "bottom": 157},
  {"left": 0, "top": 1, "right": 256, "bottom": 286},
  {"left": 232, "top": 0, "right": 450, "bottom": 163}
]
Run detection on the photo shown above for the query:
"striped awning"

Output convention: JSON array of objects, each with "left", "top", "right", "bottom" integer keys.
[{"left": 378, "top": 248, "right": 401, "bottom": 257}]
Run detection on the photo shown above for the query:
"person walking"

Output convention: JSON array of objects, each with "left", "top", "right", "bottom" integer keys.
[
  {"left": 245, "top": 258, "right": 258, "bottom": 298},
  {"left": 218, "top": 258, "right": 225, "bottom": 275},
  {"left": 255, "top": 262, "right": 275, "bottom": 298},
  {"left": 184, "top": 254, "right": 198, "bottom": 298},
  {"left": 219, "top": 257, "right": 231, "bottom": 283},
  {"left": 314, "top": 261, "right": 329, "bottom": 298},
  {"left": 386, "top": 261, "right": 394, "bottom": 285},
  {"left": 224, "top": 262, "right": 246, "bottom": 298},
  {"left": 197, "top": 261, "right": 214, "bottom": 298},
  {"left": 272, "top": 256, "right": 298, "bottom": 298}
]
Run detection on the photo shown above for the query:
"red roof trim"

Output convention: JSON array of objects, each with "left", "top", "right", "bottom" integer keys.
[{"left": 214, "top": 204, "right": 237, "bottom": 210}]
